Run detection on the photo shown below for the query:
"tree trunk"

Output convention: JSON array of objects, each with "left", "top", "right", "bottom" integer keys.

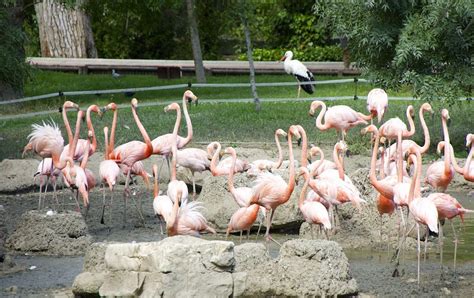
[
  {"left": 35, "top": 0, "right": 97, "bottom": 58},
  {"left": 242, "top": 14, "right": 261, "bottom": 111},
  {"left": 186, "top": 0, "right": 206, "bottom": 83}
]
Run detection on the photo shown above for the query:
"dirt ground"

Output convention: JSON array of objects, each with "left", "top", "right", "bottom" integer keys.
[{"left": 0, "top": 146, "right": 474, "bottom": 297}]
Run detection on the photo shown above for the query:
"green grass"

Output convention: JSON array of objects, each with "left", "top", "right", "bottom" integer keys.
[{"left": 0, "top": 70, "right": 472, "bottom": 160}]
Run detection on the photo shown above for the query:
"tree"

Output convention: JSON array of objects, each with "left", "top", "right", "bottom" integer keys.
[
  {"left": 186, "top": 0, "right": 206, "bottom": 83},
  {"left": 316, "top": 0, "right": 473, "bottom": 102},
  {"left": 0, "top": 1, "right": 29, "bottom": 100},
  {"left": 35, "top": 0, "right": 97, "bottom": 58}
]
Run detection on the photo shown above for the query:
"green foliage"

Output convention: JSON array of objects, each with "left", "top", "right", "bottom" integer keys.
[
  {"left": 0, "top": 6, "right": 29, "bottom": 95},
  {"left": 315, "top": 0, "right": 474, "bottom": 103},
  {"left": 239, "top": 46, "right": 342, "bottom": 61}
]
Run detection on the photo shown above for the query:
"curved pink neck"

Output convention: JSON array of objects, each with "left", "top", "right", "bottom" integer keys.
[
  {"left": 298, "top": 170, "right": 309, "bottom": 208},
  {"left": 333, "top": 144, "right": 345, "bottom": 180},
  {"left": 274, "top": 132, "right": 284, "bottom": 169},
  {"left": 69, "top": 110, "right": 84, "bottom": 158},
  {"left": 153, "top": 166, "right": 159, "bottom": 198},
  {"left": 418, "top": 106, "right": 431, "bottom": 154},
  {"left": 465, "top": 144, "right": 474, "bottom": 180},
  {"left": 109, "top": 107, "right": 118, "bottom": 158},
  {"left": 172, "top": 105, "right": 182, "bottom": 140},
  {"left": 315, "top": 102, "right": 331, "bottom": 131},
  {"left": 210, "top": 143, "right": 222, "bottom": 176},
  {"left": 369, "top": 130, "right": 393, "bottom": 199},
  {"left": 62, "top": 105, "right": 74, "bottom": 144},
  {"left": 404, "top": 107, "right": 415, "bottom": 137},
  {"left": 80, "top": 136, "right": 91, "bottom": 169},
  {"left": 396, "top": 132, "right": 403, "bottom": 183},
  {"left": 228, "top": 149, "right": 237, "bottom": 196},
  {"left": 439, "top": 141, "right": 463, "bottom": 174},
  {"left": 86, "top": 107, "right": 97, "bottom": 154},
  {"left": 103, "top": 127, "right": 109, "bottom": 160},
  {"left": 131, "top": 103, "right": 153, "bottom": 162},
  {"left": 441, "top": 114, "right": 451, "bottom": 175},
  {"left": 285, "top": 129, "right": 296, "bottom": 199},
  {"left": 408, "top": 149, "right": 422, "bottom": 202},
  {"left": 309, "top": 148, "right": 325, "bottom": 177},
  {"left": 181, "top": 95, "right": 193, "bottom": 147}
]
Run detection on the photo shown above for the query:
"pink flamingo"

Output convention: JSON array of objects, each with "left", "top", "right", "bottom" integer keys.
[
  {"left": 307, "top": 145, "right": 336, "bottom": 177},
  {"left": 208, "top": 141, "right": 249, "bottom": 176},
  {"left": 152, "top": 164, "right": 173, "bottom": 234},
  {"left": 366, "top": 88, "right": 388, "bottom": 123},
  {"left": 226, "top": 204, "right": 260, "bottom": 242},
  {"left": 298, "top": 167, "right": 331, "bottom": 238},
  {"left": 166, "top": 189, "right": 216, "bottom": 237},
  {"left": 250, "top": 125, "right": 298, "bottom": 242},
  {"left": 425, "top": 109, "right": 454, "bottom": 192},
  {"left": 440, "top": 134, "right": 474, "bottom": 183},
  {"left": 300, "top": 147, "right": 331, "bottom": 210},
  {"left": 176, "top": 148, "right": 210, "bottom": 198},
  {"left": 34, "top": 158, "right": 61, "bottom": 210},
  {"left": 309, "top": 100, "right": 371, "bottom": 141},
  {"left": 152, "top": 90, "right": 198, "bottom": 171},
  {"left": 280, "top": 50, "right": 315, "bottom": 98},
  {"left": 99, "top": 126, "right": 121, "bottom": 225},
  {"left": 248, "top": 128, "right": 287, "bottom": 175},
  {"left": 106, "top": 98, "right": 153, "bottom": 224},
  {"left": 165, "top": 103, "right": 189, "bottom": 204},
  {"left": 405, "top": 145, "right": 439, "bottom": 284}
]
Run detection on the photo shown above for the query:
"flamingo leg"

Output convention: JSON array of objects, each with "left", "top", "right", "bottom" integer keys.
[
  {"left": 123, "top": 170, "right": 131, "bottom": 226},
  {"left": 423, "top": 226, "right": 429, "bottom": 262},
  {"left": 38, "top": 175, "right": 44, "bottom": 210},
  {"left": 109, "top": 187, "right": 115, "bottom": 226},
  {"left": 192, "top": 171, "right": 196, "bottom": 200},
  {"left": 450, "top": 220, "right": 458, "bottom": 272},
  {"left": 239, "top": 230, "right": 243, "bottom": 243},
  {"left": 247, "top": 229, "right": 250, "bottom": 240},
  {"left": 100, "top": 183, "right": 106, "bottom": 225},
  {"left": 255, "top": 213, "right": 263, "bottom": 241},
  {"left": 52, "top": 178, "right": 59, "bottom": 211},
  {"left": 439, "top": 221, "right": 444, "bottom": 279},
  {"left": 311, "top": 224, "right": 314, "bottom": 239},
  {"left": 416, "top": 223, "right": 421, "bottom": 284}
]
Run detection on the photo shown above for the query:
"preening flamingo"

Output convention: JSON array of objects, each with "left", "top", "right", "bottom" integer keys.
[
  {"left": 152, "top": 164, "right": 173, "bottom": 234},
  {"left": 176, "top": 148, "right": 210, "bottom": 198},
  {"left": 152, "top": 90, "right": 198, "bottom": 171},
  {"left": 405, "top": 145, "right": 439, "bottom": 284},
  {"left": 166, "top": 189, "right": 216, "bottom": 237},
  {"left": 226, "top": 204, "right": 260, "bottom": 242},
  {"left": 165, "top": 103, "right": 189, "bottom": 205},
  {"left": 248, "top": 128, "right": 287, "bottom": 176},
  {"left": 99, "top": 126, "right": 121, "bottom": 225},
  {"left": 309, "top": 100, "right": 370, "bottom": 141},
  {"left": 298, "top": 167, "right": 331, "bottom": 238},
  {"left": 208, "top": 141, "right": 249, "bottom": 176},
  {"left": 250, "top": 125, "right": 298, "bottom": 242},
  {"left": 425, "top": 109, "right": 454, "bottom": 192},
  {"left": 366, "top": 88, "right": 388, "bottom": 123},
  {"left": 280, "top": 50, "right": 315, "bottom": 98}
]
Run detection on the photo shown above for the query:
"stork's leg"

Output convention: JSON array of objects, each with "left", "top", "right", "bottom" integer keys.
[
  {"left": 297, "top": 85, "right": 301, "bottom": 98},
  {"left": 451, "top": 220, "right": 458, "bottom": 272}
]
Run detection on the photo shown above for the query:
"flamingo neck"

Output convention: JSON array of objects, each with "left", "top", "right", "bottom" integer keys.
[
  {"left": 62, "top": 106, "right": 74, "bottom": 144},
  {"left": 333, "top": 144, "right": 344, "bottom": 180},
  {"left": 465, "top": 144, "right": 474, "bottom": 179},
  {"left": 274, "top": 133, "right": 284, "bottom": 169},
  {"left": 172, "top": 106, "right": 182, "bottom": 141},
  {"left": 298, "top": 126, "right": 308, "bottom": 167},
  {"left": 396, "top": 132, "right": 403, "bottom": 183},
  {"left": 131, "top": 103, "right": 153, "bottom": 161},
  {"left": 369, "top": 130, "right": 392, "bottom": 198},
  {"left": 418, "top": 106, "right": 431, "bottom": 154},
  {"left": 285, "top": 130, "right": 296, "bottom": 199},
  {"left": 227, "top": 149, "right": 236, "bottom": 194},
  {"left": 405, "top": 107, "right": 415, "bottom": 137},
  {"left": 380, "top": 146, "right": 386, "bottom": 179},
  {"left": 181, "top": 96, "right": 193, "bottom": 147},
  {"left": 80, "top": 137, "right": 91, "bottom": 169},
  {"left": 69, "top": 110, "right": 84, "bottom": 158},
  {"left": 109, "top": 108, "right": 118, "bottom": 158},
  {"left": 210, "top": 143, "right": 221, "bottom": 176},
  {"left": 298, "top": 170, "right": 309, "bottom": 208},
  {"left": 86, "top": 107, "right": 97, "bottom": 154},
  {"left": 309, "top": 148, "right": 325, "bottom": 177},
  {"left": 104, "top": 128, "right": 109, "bottom": 160},
  {"left": 153, "top": 168, "right": 158, "bottom": 198},
  {"left": 167, "top": 193, "right": 179, "bottom": 236},
  {"left": 315, "top": 102, "right": 330, "bottom": 131},
  {"left": 441, "top": 114, "right": 451, "bottom": 175},
  {"left": 408, "top": 150, "right": 421, "bottom": 203}
]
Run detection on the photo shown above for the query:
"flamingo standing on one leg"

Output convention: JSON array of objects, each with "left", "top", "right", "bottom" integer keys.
[
  {"left": 250, "top": 125, "right": 298, "bottom": 242},
  {"left": 99, "top": 126, "right": 121, "bottom": 225},
  {"left": 106, "top": 98, "right": 153, "bottom": 225},
  {"left": 425, "top": 109, "right": 454, "bottom": 192},
  {"left": 367, "top": 88, "right": 388, "bottom": 124},
  {"left": 280, "top": 50, "right": 315, "bottom": 98},
  {"left": 152, "top": 164, "right": 173, "bottom": 235},
  {"left": 152, "top": 90, "right": 198, "bottom": 174},
  {"left": 309, "top": 100, "right": 371, "bottom": 142}
]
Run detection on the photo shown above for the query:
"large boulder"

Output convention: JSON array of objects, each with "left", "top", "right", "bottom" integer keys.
[
  {"left": 0, "top": 159, "right": 39, "bottom": 193},
  {"left": 5, "top": 210, "right": 92, "bottom": 255},
  {"left": 72, "top": 236, "right": 358, "bottom": 297}
]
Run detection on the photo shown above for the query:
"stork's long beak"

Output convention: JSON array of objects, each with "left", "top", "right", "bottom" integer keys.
[{"left": 279, "top": 56, "right": 286, "bottom": 62}]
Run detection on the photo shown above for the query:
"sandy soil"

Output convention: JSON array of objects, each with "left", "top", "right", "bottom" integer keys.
[{"left": 0, "top": 148, "right": 473, "bottom": 297}]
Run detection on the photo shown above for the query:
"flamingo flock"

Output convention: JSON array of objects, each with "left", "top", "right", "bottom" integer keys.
[{"left": 23, "top": 87, "right": 473, "bottom": 284}]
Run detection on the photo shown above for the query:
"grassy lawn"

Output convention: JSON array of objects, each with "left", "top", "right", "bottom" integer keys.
[{"left": 0, "top": 70, "right": 471, "bottom": 160}]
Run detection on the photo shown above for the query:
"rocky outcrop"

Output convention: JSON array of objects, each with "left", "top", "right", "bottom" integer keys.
[
  {"left": 72, "top": 236, "right": 358, "bottom": 297},
  {"left": 5, "top": 210, "right": 92, "bottom": 255},
  {"left": 0, "top": 159, "right": 40, "bottom": 193}
]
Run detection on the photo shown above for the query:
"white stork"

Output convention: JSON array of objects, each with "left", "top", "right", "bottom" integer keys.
[{"left": 280, "top": 50, "right": 315, "bottom": 98}]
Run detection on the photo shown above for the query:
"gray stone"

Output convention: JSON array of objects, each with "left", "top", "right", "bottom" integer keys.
[
  {"left": 0, "top": 159, "right": 39, "bottom": 193},
  {"left": 233, "top": 243, "right": 270, "bottom": 272},
  {"left": 5, "top": 210, "right": 92, "bottom": 255},
  {"left": 72, "top": 272, "right": 106, "bottom": 295}
]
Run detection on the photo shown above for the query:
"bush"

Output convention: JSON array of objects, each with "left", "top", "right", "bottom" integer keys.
[{"left": 238, "top": 46, "right": 342, "bottom": 62}]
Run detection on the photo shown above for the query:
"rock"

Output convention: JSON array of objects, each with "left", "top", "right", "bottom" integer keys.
[
  {"left": 73, "top": 237, "right": 357, "bottom": 297},
  {"left": 5, "top": 210, "right": 92, "bottom": 256},
  {"left": 0, "top": 159, "right": 39, "bottom": 193},
  {"left": 199, "top": 170, "right": 304, "bottom": 232}
]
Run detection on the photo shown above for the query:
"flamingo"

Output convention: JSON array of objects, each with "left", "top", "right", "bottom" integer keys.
[
  {"left": 309, "top": 100, "right": 370, "bottom": 141},
  {"left": 152, "top": 90, "right": 198, "bottom": 172},
  {"left": 250, "top": 125, "right": 298, "bottom": 242},
  {"left": 208, "top": 141, "right": 249, "bottom": 176},
  {"left": 248, "top": 128, "right": 287, "bottom": 176},
  {"left": 298, "top": 167, "right": 331, "bottom": 238},
  {"left": 425, "top": 109, "right": 454, "bottom": 192},
  {"left": 33, "top": 158, "right": 61, "bottom": 210},
  {"left": 106, "top": 98, "right": 153, "bottom": 224},
  {"left": 99, "top": 126, "right": 121, "bottom": 225},
  {"left": 166, "top": 189, "right": 216, "bottom": 237},
  {"left": 366, "top": 88, "right": 388, "bottom": 123},
  {"left": 428, "top": 192, "right": 473, "bottom": 272},
  {"left": 405, "top": 145, "right": 439, "bottom": 284},
  {"left": 176, "top": 148, "right": 210, "bottom": 198},
  {"left": 444, "top": 134, "right": 474, "bottom": 182},
  {"left": 152, "top": 164, "right": 173, "bottom": 234},
  {"left": 226, "top": 204, "right": 260, "bottom": 242},
  {"left": 280, "top": 50, "right": 315, "bottom": 98},
  {"left": 307, "top": 146, "right": 336, "bottom": 177},
  {"left": 165, "top": 103, "right": 189, "bottom": 205}
]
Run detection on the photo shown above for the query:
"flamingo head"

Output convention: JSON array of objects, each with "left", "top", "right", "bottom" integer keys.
[
  {"left": 309, "top": 100, "right": 323, "bottom": 116},
  {"left": 289, "top": 125, "right": 301, "bottom": 140},
  {"left": 60, "top": 101, "right": 80, "bottom": 113},
  {"left": 275, "top": 128, "right": 287, "bottom": 138},
  {"left": 335, "top": 140, "right": 348, "bottom": 154},
  {"left": 184, "top": 90, "right": 198, "bottom": 106},
  {"left": 102, "top": 102, "right": 117, "bottom": 115},
  {"left": 361, "top": 124, "right": 378, "bottom": 136},
  {"left": 280, "top": 50, "right": 292, "bottom": 62},
  {"left": 436, "top": 141, "right": 446, "bottom": 155},
  {"left": 224, "top": 146, "right": 235, "bottom": 156},
  {"left": 131, "top": 98, "right": 139, "bottom": 108},
  {"left": 407, "top": 105, "right": 415, "bottom": 120},
  {"left": 207, "top": 142, "right": 222, "bottom": 158},
  {"left": 441, "top": 109, "right": 450, "bottom": 126},
  {"left": 88, "top": 104, "right": 102, "bottom": 118},
  {"left": 466, "top": 134, "right": 473, "bottom": 147},
  {"left": 164, "top": 102, "right": 180, "bottom": 113}
]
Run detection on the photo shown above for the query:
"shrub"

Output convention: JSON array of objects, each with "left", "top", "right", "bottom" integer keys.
[{"left": 239, "top": 46, "right": 342, "bottom": 62}]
